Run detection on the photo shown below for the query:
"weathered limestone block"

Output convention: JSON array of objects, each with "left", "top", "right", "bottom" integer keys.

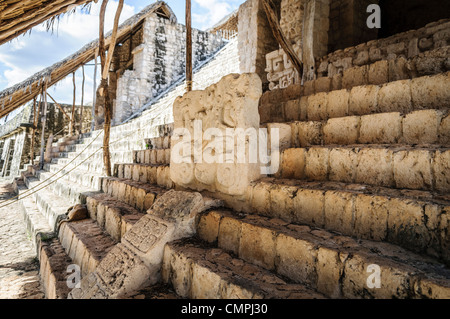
[
  {"left": 368, "top": 60, "right": 389, "bottom": 85},
  {"left": 402, "top": 110, "right": 442, "bottom": 144},
  {"left": 293, "top": 189, "right": 325, "bottom": 227},
  {"left": 323, "top": 116, "right": 360, "bottom": 145},
  {"left": 324, "top": 191, "right": 355, "bottom": 235},
  {"left": 69, "top": 190, "right": 222, "bottom": 299},
  {"left": 386, "top": 198, "right": 431, "bottom": 252},
  {"left": 377, "top": 80, "right": 412, "bottom": 114},
  {"left": 328, "top": 147, "right": 359, "bottom": 183},
  {"left": 327, "top": 89, "right": 349, "bottom": 118},
  {"left": 218, "top": 215, "right": 242, "bottom": 254},
  {"left": 342, "top": 65, "right": 368, "bottom": 89},
  {"left": 393, "top": 150, "right": 433, "bottom": 190},
  {"left": 284, "top": 99, "right": 301, "bottom": 121},
  {"left": 296, "top": 121, "right": 323, "bottom": 147},
  {"left": 440, "top": 114, "right": 450, "bottom": 144},
  {"left": 342, "top": 254, "right": 413, "bottom": 299},
  {"left": 316, "top": 247, "right": 343, "bottom": 298},
  {"left": 359, "top": 112, "right": 402, "bottom": 144},
  {"left": 171, "top": 73, "right": 262, "bottom": 197},
  {"left": 279, "top": 148, "right": 306, "bottom": 179},
  {"left": 356, "top": 148, "right": 394, "bottom": 187},
  {"left": 270, "top": 184, "right": 297, "bottom": 221},
  {"left": 249, "top": 182, "right": 272, "bottom": 215},
  {"left": 434, "top": 150, "right": 450, "bottom": 192},
  {"left": 354, "top": 194, "right": 389, "bottom": 241},
  {"left": 239, "top": 222, "right": 276, "bottom": 270},
  {"left": 305, "top": 147, "right": 329, "bottom": 181},
  {"left": 411, "top": 72, "right": 450, "bottom": 109},
  {"left": 197, "top": 211, "right": 222, "bottom": 244},
  {"left": 276, "top": 234, "right": 318, "bottom": 286},
  {"left": 349, "top": 85, "right": 379, "bottom": 115},
  {"left": 307, "top": 92, "right": 328, "bottom": 121}
]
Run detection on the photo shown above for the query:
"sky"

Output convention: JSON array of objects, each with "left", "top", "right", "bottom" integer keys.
[{"left": 0, "top": 0, "right": 243, "bottom": 117}]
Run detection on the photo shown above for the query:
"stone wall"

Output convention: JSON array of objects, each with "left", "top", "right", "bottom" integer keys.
[
  {"left": 316, "top": 19, "right": 450, "bottom": 81},
  {"left": 264, "top": 0, "right": 331, "bottom": 89},
  {"left": 328, "top": 0, "right": 379, "bottom": 53},
  {"left": 113, "top": 14, "right": 224, "bottom": 124},
  {"left": 238, "top": 0, "right": 279, "bottom": 90}
]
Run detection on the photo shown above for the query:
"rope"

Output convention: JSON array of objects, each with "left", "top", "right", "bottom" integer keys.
[{"left": 0, "top": 124, "right": 143, "bottom": 209}]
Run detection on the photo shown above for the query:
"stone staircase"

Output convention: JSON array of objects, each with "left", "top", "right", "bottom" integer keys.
[{"left": 12, "top": 26, "right": 450, "bottom": 299}]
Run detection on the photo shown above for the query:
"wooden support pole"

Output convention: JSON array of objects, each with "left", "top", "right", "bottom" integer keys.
[
  {"left": 186, "top": 0, "right": 192, "bottom": 92},
  {"left": 91, "top": 51, "right": 98, "bottom": 132},
  {"left": 70, "top": 71, "right": 76, "bottom": 136},
  {"left": 46, "top": 92, "right": 71, "bottom": 121},
  {"left": 99, "top": 0, "right": 124, "bottom": 177},
  {"left": 79, "top": 64, "right": 85, "bottom": 133},
  {"left": 29, "top": 96, "right": 38, "bottom": 166},
  {"left": 39, "top": 83, "right": 48, "bottom": 170},
  {"left": 261, "top": 0, "right": 303, "bottom": 78}
]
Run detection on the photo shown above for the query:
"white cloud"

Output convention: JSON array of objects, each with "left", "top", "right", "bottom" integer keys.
[
  {"left": 35, "top": 1, "right": 136, "bottom": 42},
  {"left": 192, "top": 0, "right": 234, "bottom": 29}
]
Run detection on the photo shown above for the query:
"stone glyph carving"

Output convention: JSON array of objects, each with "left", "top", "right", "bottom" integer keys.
[
  {"left": 265, "top": 45, "right": 302, "bottom": 90},
  {"left": 69, "top": 190, "right": 222, "bottom": 299},
  {"left": 170, "top": 73, "right": 263, "bottom": 197},
  {"left": 265, "top": 0, "right": 304, "bottom": 91}
]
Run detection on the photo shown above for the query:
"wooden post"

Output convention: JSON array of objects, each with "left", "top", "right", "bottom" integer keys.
[
  {"left": 39, "top": 82, "right": 48, "bottom": 170},
  {"left": 47, "top": 92, "right": 71, "bottom": 121},
  {"left": 186, "top": 0, "right": 192, "bottom": 92},
  {"left": 261, "top": 0, "right": 303, "bottom": 78},
  {"left": 91, "top": 50, "right": 98, "bottom": 132},
  {"left": 79, "top": 64, "right": 85, "bottom": 133},
  {"left": 29, "top": 96, "right": 38, "bottom": 166},
  {"left": 70, "top": 71, "right": 76, "bottom": 136},
  {"left": 99, "top": 0, "right": 124, "bottom": 177}
]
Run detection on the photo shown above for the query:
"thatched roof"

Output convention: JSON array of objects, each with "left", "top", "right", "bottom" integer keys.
[
  {"left": 0, "top": 1, "right": 176, "bottom": 119},
  {"left": 0, "top": 0, "right": 98, "bottom": 46},
  {"left": 207, "top": 9, "right": 238, "bottom": 34}
]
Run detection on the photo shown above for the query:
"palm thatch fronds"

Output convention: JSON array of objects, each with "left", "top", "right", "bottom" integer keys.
[{"left": 0, "top": 0, "right": 97, "bottom": 46}]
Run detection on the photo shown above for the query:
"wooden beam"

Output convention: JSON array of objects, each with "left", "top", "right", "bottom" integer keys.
[
  {"left": 46, "top": 92, "right": 71, "bottom": 120},
  {"left": 99, "top": 0, "right": 124, "bottom": 177},
  {"left": 91, "top": 50, "right": 98, "bottom": 131},
  {"left": 69, "top": 71, "right": 76, "bottom": 136},
  {"left": 79, "top": 64, "right": 85, "bottom": 132},
  {"left": 261, "top": 0, "right": 303, "bottom": 77},
  {"left": 39, "top": 83, "right": 48, "bottom": 170},
  {"left": 185, "top": 0, "right": 192, "bottom": 92},
  {"left": 29, "top": 94, "right": 40, "bottom": 166}
]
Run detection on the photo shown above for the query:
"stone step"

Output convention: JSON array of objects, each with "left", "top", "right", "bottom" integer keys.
[
  {"left": 113, "top": 163, "right": 173, "bottom": 189},
  {"left": 276, "top": 145, "right": 450, "bottom": 193},
  {"left": 44, "top": 163, "right": 103, "bottom": 189},
  {"left": 85, "top": 193, "right": 145, "bottom": 242},
  {"left": 99, "top": 177, "right": 169, "bottom": 212},
  {"left": 144, "top": 136, "right": 171, "bottom": 150},
  {"left": 162, "top": 238, "right": 326, "bottom": 299},
  {"left": 58, "top": 218, "right": 116, "bottom": 278},
  {"left": 56, "top": 150, "right": 133, "bottom": 165},
  {"left": 259, "top": 72, "right": 450, "bottom": 124},
  {"left": 196, "top": 210, "right": 450, "bottom": 299},
  {"left": 38, "top": 237, "right": 74, "bottom": 299},
  {"left": 273, "top": 109, "right": 450, "bottom": 148},
  {"left": 133, "top": 149, "right": 171, "bottom": 165},
  {"left": 22, "top": 173, "right": 74, "bottom": 228},
  {"left": 17, "top": 185, "right": 53, "bottom": 248},
  {"left": 260, "top": 44, "right": 450, "bottom": 119},
  {"left": 245, "top": 178, "right": 449, "bottom": 265}
]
